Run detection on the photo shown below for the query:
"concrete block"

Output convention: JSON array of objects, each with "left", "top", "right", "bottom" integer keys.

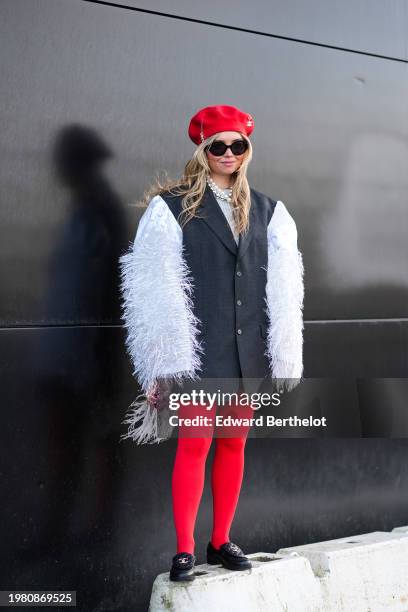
[
  {"left": 392, "top": 525, "right": 408, "bottom": 534},
  {"left": 278, "top": 531, "right": 408, "bottom": 612},
  {"left": 149, "top": 552, "right": 322, "bottom": 611}
]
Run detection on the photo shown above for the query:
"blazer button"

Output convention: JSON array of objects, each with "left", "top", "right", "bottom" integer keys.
[
  {"left": 236, "top": 299, "right": 242, "bottom": 306},
  {"left": 236, "top": 270, "right": 242, "bottom": 277},
  {"left": 237, "top": 328, "right": 242, "bottom": 335}
]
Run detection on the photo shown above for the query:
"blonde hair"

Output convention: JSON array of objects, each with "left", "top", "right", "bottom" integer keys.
[{"left": 136, "top": 132, "right": 253, "bottom": 234}]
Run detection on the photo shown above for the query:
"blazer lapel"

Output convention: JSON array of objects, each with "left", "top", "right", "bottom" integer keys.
[
  {"left": 237, "top": 189, "right": 256, "bottom": 260},
  {"left": 199, "top": 184, "right": 238, "bottom": 256},
  {"left": 199, "top": 184, "right": 257, "bottom": 259}
]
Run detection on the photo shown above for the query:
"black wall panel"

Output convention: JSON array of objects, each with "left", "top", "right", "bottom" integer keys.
[
  {"left": 1, "top": 0, "right": 407, "bottom": 323},
  {"left": 1, "top": 1, "right": 407, "bottom": 610},
  {"left": 120, "top": 0, "right": 408, "bottom": 59}
]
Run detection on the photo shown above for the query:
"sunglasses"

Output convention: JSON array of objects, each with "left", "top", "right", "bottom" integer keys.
[{"left": 206, "top": 139, "right": 249, "bottom": 157}]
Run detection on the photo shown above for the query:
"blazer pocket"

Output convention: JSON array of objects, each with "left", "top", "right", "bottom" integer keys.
[{"left": 259, "top": 324, "right": 268, "bottom": 339}]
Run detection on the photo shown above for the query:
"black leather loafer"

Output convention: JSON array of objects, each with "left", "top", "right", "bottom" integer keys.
[
  {"left": 169, "top": 552, "right": 196, "bottom": 582},
  {"left": 206, "top": 541, "right": 252, "bottom": 571}
]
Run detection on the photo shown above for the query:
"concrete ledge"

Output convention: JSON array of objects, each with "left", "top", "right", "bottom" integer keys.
[
  {"left": 392, "top": 525, "right": 408, "bottom": 534},
  {"left": 149, "top": 528, "right": 408, "bottom": 611},
  {"left": 278, "top": 530, "right": 408, "bottom": 612},
  {"left": 149, "top": 552, "right": 320, "bottom": 611}
]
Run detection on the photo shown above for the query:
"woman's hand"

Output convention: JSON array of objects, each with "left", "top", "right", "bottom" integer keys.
[{"left": 147, "top": 378, "right": 173, "bottom": 411}]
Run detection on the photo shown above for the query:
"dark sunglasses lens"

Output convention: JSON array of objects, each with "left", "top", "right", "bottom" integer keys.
[
  {"left": 231, "top": 140, "right": 248, "bottom": 155},
  {"left": 208, "top": 141, "right": 227, "bottom": 156},
  {"left": 208, "top": 140, "right": 248, "bottom": 156}
]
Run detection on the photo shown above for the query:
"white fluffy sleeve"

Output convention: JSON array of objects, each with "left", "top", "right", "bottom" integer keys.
[
  {"left": 118, "top": 195, "right": 204, "bottom": 443},
  {"left": 264, "top": 200, "right": 304, "bottom": 391}
]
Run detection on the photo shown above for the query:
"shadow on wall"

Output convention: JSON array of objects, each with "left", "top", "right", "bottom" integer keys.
[{"left": 29, "top": 124, "right": 127, "bottom": 562}]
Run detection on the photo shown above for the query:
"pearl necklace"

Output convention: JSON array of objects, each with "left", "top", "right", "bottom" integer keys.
[{"left": 207, "top": 176, "right": 232, "bottom": 204}]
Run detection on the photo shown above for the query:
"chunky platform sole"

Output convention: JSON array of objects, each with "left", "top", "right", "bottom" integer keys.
[
  {"left": 206, "top": 548, "right": 252, "bottom": 571},
  {"left": 169, "top": 568, "right": 196, "bottom": 582}
]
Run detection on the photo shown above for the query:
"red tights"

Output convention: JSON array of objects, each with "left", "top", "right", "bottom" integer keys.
[{"left": 171, "top": 399, "right": 251, "bottom": 554}]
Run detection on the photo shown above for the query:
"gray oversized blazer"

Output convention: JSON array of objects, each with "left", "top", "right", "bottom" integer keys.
[{"left": 119, "top": 183, "right": 304, "bottom": 444}]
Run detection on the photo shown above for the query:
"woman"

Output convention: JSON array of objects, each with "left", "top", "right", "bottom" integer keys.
[{"left": 119, "top": 104, "right": 304, "bottom": 581}]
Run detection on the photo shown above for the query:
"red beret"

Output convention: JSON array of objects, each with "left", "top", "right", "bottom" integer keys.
[{"left": 188, "top": 104, "right": 254, "bottom": 145}]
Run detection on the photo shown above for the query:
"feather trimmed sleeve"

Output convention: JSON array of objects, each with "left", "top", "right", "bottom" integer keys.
[
  {"left": 118, "top": 195, "right": 204, "bottom": 443},
  {"left": 264, "top": 200, "right": 304, "bottom": 392}
]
